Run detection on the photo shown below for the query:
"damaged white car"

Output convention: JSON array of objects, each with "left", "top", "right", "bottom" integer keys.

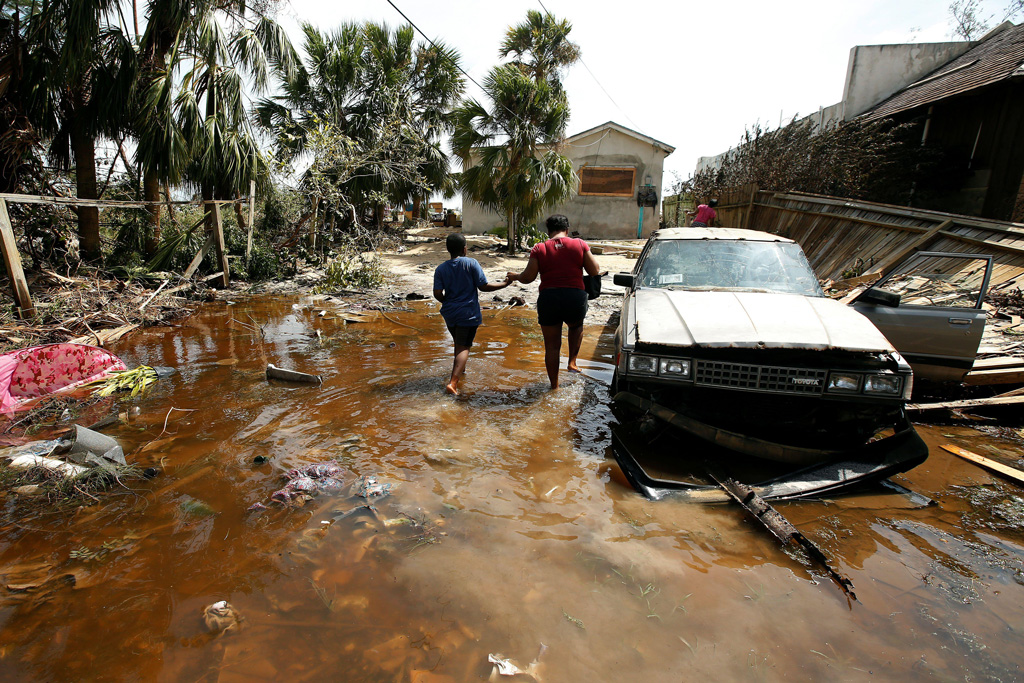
[{"left": 611, "top": 228, "right": 929, "bottom": 482}]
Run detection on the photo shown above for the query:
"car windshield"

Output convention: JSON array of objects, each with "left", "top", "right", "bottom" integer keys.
[{"left": 637, "top": 239, "right": 824, "bottom": 296}]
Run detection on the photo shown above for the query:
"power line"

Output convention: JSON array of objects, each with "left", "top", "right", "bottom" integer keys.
[
  {"left": 381, "top": 0, "right": 488, "bottom": 96},
  {"left": 536, "top": 0, "right": 649, "bottom": 136},
  {"left": 381, "top": 0, "right": 555, "bottom": 148}
]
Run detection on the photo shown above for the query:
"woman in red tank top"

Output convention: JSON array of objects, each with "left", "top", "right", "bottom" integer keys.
[{"left": 507, "top": 215, "right": 600, "bottom": 389}]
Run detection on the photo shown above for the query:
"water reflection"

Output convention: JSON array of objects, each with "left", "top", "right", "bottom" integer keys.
[{"left": 0, "top": 295, "right": 1020, "bottom": 681}]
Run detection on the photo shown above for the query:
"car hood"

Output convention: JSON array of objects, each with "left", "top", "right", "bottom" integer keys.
[{"left": 632, "top": 289, "right": 896, "bottom": 353}]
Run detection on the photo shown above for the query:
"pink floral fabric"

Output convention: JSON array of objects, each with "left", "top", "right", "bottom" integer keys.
[{"left": 0, "top": 343, "right": 127, "bottom": 412}]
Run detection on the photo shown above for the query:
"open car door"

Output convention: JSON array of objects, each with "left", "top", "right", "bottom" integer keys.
[{"left": 850, "top": 251, "right": 993, "bottom": 382}]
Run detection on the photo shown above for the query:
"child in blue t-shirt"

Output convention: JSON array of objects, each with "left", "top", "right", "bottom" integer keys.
[{"left": 433, "top": 233, "right": 511, "bottom": 395}]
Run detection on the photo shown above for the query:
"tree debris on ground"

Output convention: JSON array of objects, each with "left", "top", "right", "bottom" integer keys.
[{"left": 0, "top": 270, "right": 208, "bottom": 354}]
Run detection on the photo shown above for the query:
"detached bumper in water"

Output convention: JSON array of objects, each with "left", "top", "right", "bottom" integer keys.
[
  {"left": 614, "top": 390, "right": 919, "bottom": 465},
  {"left": 611, "top": 391, "right": 929, "bottom": 501}
]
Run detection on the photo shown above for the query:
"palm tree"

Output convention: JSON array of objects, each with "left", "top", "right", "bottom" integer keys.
[
  {"left": 256, "top": 21, "right": 463, "bottom": 234},
  {"left": 452, "top": 11, "right": 580, "bottom": 253},
  {"left": 135, "top": 0, "right": 296, "bottom": 256},
  {"left": 21, "top": 0, "right": 136, "bottom": 261}
]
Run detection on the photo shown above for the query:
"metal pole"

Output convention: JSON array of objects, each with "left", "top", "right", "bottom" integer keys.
[{"left": 637, "top": 205, "right": 645, "bottom": 239}]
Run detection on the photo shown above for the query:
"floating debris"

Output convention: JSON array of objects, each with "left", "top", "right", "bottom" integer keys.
[
  {"left": 268, "top": 461, "right": 350, "bottom": 507},
  {"left": 353, "top": 474, "right": 393, "bottom": 501},
  {"left": 203, "top": 600, "right": 243, "bottom": 634},
  {"left": 487, "top": 643, "right": 547, "bottom": 680},
  {"left": 266, "top": 363, "right": 322, "bottom": 385}
]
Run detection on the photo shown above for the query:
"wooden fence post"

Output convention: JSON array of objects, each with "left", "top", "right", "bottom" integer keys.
[
  {"left": 0, "top": 198, "right": 34, "bottom": 318},
  {"left": 744, "top": 186, "right": 757, "bottom": 229},
  {"left": 211, "top": 202, "right": 230, "bottom": 288},
  {"left": 246, "top": 180, "right": 255, "bottom": 260}
]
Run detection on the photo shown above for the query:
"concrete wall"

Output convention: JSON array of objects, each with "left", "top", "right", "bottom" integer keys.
[
  {"left": 462, "top": 126, "right": 672, "bottom": 239},
  {"left": 693, "top": 40, "right": 975, "bottom": 176},
  {"left": 842, "top": 41, "right": 974, "bottom": 119}
]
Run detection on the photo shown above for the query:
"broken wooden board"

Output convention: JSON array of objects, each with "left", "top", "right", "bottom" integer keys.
[
  {"left": 971, "top": 356, "right": 1024, "bottom": 370},
  {"left": 907, "top": 394, "right": 1024, "bottom": 412},
  {"left": 940, "top": 444, "right": 1024, "bottom": 485},
  {"left": 964, "top": 366, "right": 1024, "bottom": 386}
]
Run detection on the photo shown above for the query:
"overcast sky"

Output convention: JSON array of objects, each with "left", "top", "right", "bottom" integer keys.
[{"left": 277, "top": 0, "right": 1002, "bottom": 194}]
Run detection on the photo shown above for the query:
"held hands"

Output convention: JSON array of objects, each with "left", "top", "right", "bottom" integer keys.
[{"left": 505, "top": 271, "right": 518, "bottom": 283}]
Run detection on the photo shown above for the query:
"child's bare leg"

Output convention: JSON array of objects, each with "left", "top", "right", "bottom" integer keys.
[
  {"left": 446, "top": 345, "right": 470, "bottom": 394},
  {"left": 566, "top": 322, "right": 584, "bottom": 373}
]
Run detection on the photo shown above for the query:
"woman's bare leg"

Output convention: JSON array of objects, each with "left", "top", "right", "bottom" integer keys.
[
  {"left": 540, "top": 325, "right": 563, "bottom": 389},
  {"left": 566, "top": 322, "right": 584, "bottom": 373}
]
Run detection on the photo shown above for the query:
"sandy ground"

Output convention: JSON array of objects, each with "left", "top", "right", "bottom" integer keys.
[{"left": 381, "top": 225, "right": 642, "bottom": 326}]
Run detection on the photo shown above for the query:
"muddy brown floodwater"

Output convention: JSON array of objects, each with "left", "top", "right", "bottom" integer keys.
[{"left": 1, "top": 295, "right": 1023, "bottom": 681}]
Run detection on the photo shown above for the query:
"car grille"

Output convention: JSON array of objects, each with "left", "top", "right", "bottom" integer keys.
[{"left": 694, "top": 361, "right": 827, "bottom": 395}]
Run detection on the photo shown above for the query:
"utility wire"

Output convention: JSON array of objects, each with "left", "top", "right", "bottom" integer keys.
[
  {"left": 382, "top": 0, "right": 488, "bottom": 97},
  {"left": 536, "top": 0, "right": 649, "bottom": 136},
  {"left": 382, "top": 0, "right": 543, "bottom": 145}
]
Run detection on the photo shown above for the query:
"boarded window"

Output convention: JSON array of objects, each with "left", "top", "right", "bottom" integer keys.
[{"left": 579, "top": 167, "right": 635, "bottom": 196}]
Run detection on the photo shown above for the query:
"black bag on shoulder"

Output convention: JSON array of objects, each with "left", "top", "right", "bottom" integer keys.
[{"left": 583, "top": 273, "right": 601, "bottom": 300}]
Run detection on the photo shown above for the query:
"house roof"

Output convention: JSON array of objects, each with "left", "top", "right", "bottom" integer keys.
[
  {"left": 565, "top": 121, "right": 675, "bottom": 154},
  {"left": 863, "top": 22, "right": 1024, "bottom": 120}
]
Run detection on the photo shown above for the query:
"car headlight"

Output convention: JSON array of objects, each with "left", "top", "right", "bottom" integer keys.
[
  {"left": 628, "top": 355, "right": 658, "bottom": 374},
  {"left": 659, "top": 358, "right": 691, "bottom": 378},
  {"left": 827, "top": 373, "right": 861, "bottom": 392},
  {"left": 864, "top": 374, "right": 901, "bottom": 395}
]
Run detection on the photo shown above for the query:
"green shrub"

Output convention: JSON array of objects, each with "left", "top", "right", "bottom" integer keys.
[
  {"left": 245, "top": 243, "right": 281, "bottom": 281},
  {"left": 489, "top": 223, "right": 546, "bottom": 247},
  {"left": 313, "top": 251, "right": 389, "bottom": 292}
]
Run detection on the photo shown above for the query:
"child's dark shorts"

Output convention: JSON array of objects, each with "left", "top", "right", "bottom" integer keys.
[
  {"left": 537, "top": 288, "right": 588, "bottom": 327},
  {"left": 446, "top": 325, "right": 479, "bottom": 347}
]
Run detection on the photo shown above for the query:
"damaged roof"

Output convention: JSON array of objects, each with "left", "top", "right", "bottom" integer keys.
[{"left": 863, "top": 22, "right": 1024, "bottom": 120}]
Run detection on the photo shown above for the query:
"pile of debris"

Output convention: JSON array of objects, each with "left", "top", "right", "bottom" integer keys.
[
  {"left": 0, "top": 270, "right": 208, "bottom": 353},
  {"left": 0, "top": 423, "right": 135, "bottom": 499}
]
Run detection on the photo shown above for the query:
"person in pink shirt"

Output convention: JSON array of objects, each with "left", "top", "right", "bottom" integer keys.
[
  {"left": 687, "top": 198, "right": 718, "bottom": 227},
  {"left": 507, "top": 215, "right": 600, "bottom": 390}
]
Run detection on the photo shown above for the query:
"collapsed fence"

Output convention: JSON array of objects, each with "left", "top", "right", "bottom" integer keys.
[
  {"left": 713, "top": 186, "right": 1024, "bottom": 290},
  {"left": 0, "top": 186, "right": 255, "bottom": 319}
]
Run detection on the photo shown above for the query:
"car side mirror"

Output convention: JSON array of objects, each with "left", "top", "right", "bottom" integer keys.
[
  {"left": 859, "top": 288, "right": 901, "bottom": 307},
  {"left": 613, "top": 272, "right": 635, "bottom": 288}
]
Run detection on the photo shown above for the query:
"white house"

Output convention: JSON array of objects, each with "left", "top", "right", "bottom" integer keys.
[{"left": 461, "top": 121, "right": 675, "bottom": 239}]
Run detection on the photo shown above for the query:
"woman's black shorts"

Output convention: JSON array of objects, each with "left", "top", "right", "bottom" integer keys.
[{"left": 537, "top": 288, "right": 588, "bottom": 327}]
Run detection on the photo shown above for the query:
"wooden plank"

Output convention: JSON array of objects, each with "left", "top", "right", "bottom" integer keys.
[
  {"left": 182, "top": 233, "right": 215, "bottom": 279},
  {"left": 963, "top": 367, "right": 1024, "bottom": 385},
  {"left": 0, "top": 192, "right": 244, "bottom": 209},
  {"left": 971, "top": 356, "right": 1024, "bottom": 370},
  {"left": 770, "top": 192, "right": 1024, "bottom": 235},
  {"left": 753, "top": 202, "right": 931, "bottom": 233},
  {"left": 211, "top": 204, "right": 230, "bottom": 288},
  {"left": 907, "top": 394, "right": 1024, "bottom": 411},
  {"left": 936, "top": 230, "right": 1024, "bottom": 257},
  {"left": 0, "top": 199, "right": 34, "bottom": 317},
  {"left": 940, "top": 444, "right": 1024, "bottom": 485},
  {"left": 869, "top": 219, "right": 954, "bottom": 276}
]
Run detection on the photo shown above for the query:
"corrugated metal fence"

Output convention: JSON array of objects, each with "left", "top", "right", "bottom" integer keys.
[{"left": 715, "top": 188, "right": 1024, "bottom": 289}]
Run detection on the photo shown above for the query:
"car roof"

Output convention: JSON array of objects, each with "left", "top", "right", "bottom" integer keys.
[{"left": 651, "top": 228, "right": 795, "bottom": 243}]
